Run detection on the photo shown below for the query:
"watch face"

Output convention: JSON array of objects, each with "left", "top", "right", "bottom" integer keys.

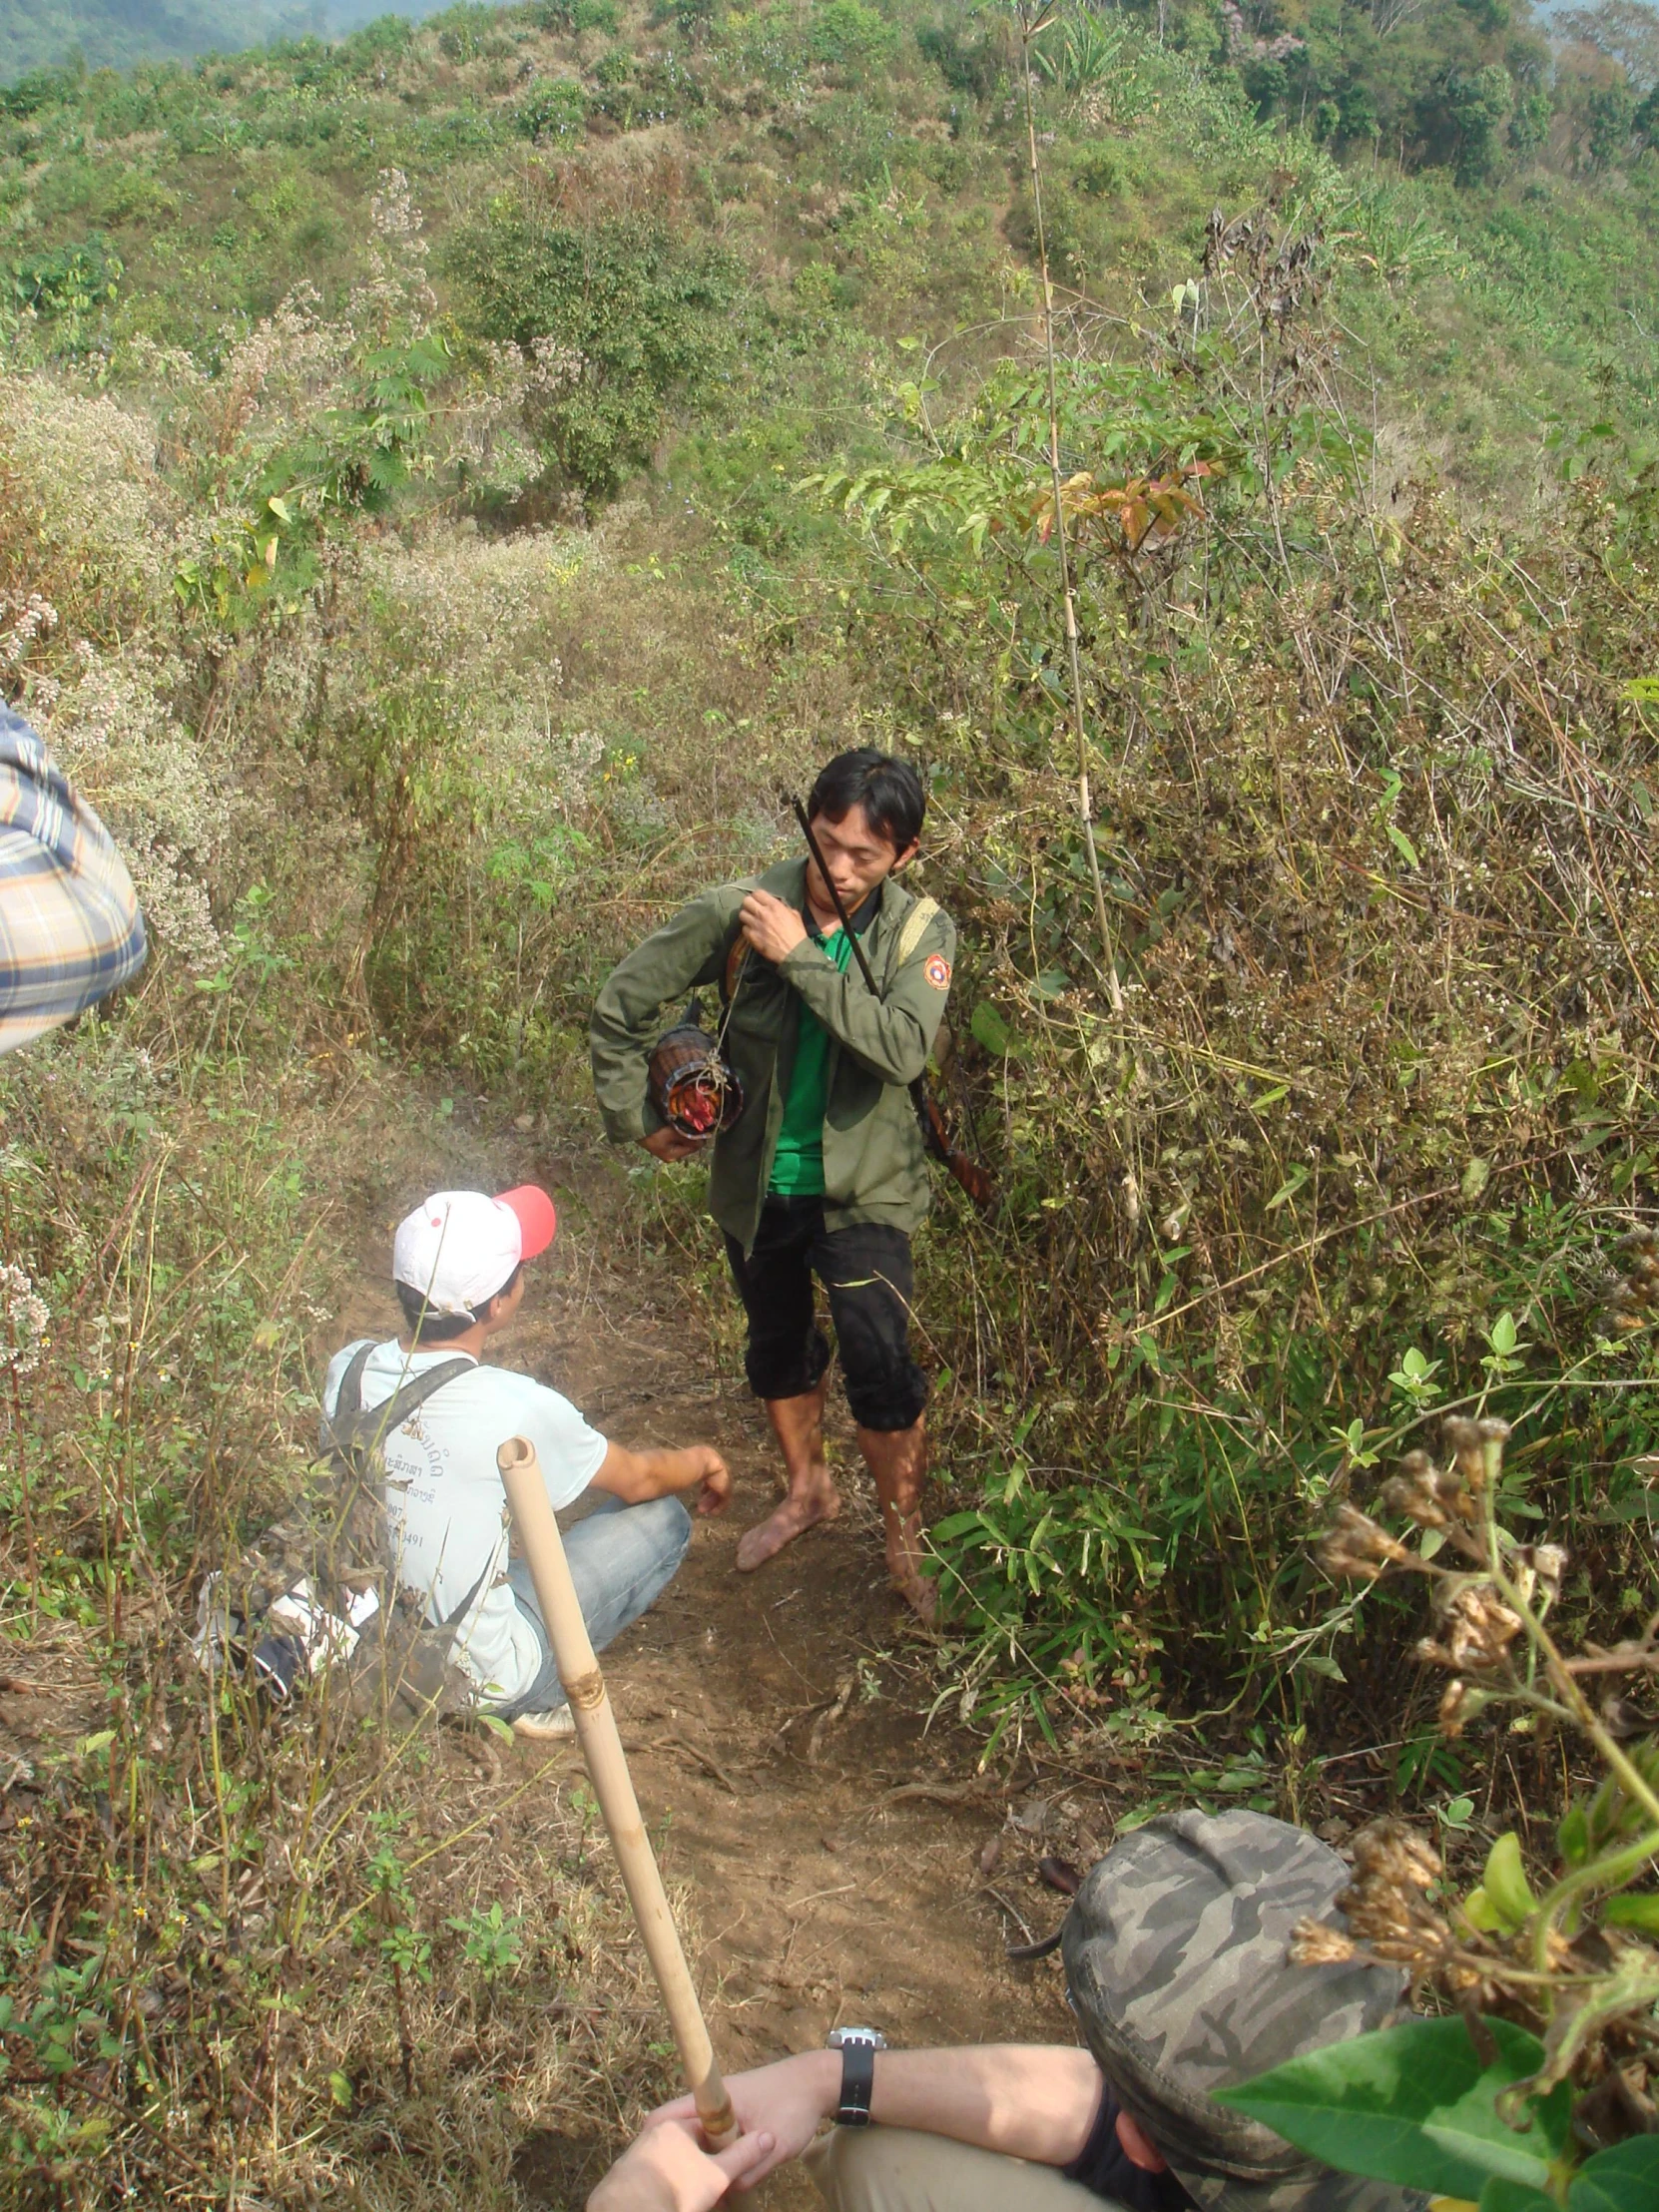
[{"left": 829, "top": 2027, "right": 885, "bottom": 2049}]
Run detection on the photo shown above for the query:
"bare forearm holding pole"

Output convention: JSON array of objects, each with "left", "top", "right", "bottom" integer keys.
[
  {"left": 496, "top": 1435, "right": 739, "bottom": 2149},
  {"left": 643, "top": 2043, "right": 1105, "bottom": 2189}
]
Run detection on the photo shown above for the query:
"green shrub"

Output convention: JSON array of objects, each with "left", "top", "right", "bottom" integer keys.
[
  {"left": 808, "top": 0, "right": 899, "bottom": 70},
  {"left": 446, "top": 203, "right": 742, "bottom": 498},
  {"left": 515, "top": 73, "right": 588, "bottom": 140},
  {"left": 804, "top": 220, "right": 1659, "bottom": 1740},
  {"left": 915, "top": 18, "right": 1004, "bottom": 99},
  {"left": 433, "top": 1, "right": 499, "bottom": 62},
  {"left": 2, "top": 233, "right": 121, "bottom": 347}
]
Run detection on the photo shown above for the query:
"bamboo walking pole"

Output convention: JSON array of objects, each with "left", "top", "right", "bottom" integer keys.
[{"left": 497, "top": 1435, "right": 739, "bottom": 2147}]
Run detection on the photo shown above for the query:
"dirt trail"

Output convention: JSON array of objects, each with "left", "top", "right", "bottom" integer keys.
[
  {"left": 0, "top": 1121, "right": 1094, "bottom": 2210},
  {"left": 431, "top": 1146, "right": 1086, "bottom": 2207}
]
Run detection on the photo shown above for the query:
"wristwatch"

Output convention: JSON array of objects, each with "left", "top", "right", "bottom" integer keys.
[{"left": 828, "top": 2025, "right": 887, "bottom": 2127}]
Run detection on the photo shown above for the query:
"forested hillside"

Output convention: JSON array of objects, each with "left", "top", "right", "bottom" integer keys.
[
  {"left": 1, "top": 1, "right": 1656, "bottom": 2201},
  {"left": 0, "top": 0, "right": 453, "bottom": 82},
  {"left": 0, "top": 0, "right": 319, "bottom": 81}
]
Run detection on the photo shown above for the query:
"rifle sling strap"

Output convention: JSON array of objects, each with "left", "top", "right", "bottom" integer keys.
[{"left": 724, "top": 891, "right": 940, "bottom": 1006}]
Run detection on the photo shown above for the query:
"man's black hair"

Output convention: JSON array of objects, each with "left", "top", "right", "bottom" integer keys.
[
  {"left": 396, "top": 1264, "right": 522, "bottom": 1344},
  {"left": 807, "top": 748, "right": 925, "bottom": 854}
]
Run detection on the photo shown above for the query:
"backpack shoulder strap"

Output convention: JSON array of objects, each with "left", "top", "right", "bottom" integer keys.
[
  {"left": 337, "top": 1341, "right": 374, "bottom": 1412},
  {"left": 895, "top": 895, "right": 940, "bottom": 968},
  {"left": 323, "top": 1352, "right": 473, "bottom": 1464},
  {"left": 371, "top": 1357, "right": 475, "bottom": 1436}
]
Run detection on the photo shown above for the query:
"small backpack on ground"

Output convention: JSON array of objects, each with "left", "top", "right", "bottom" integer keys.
[{"left": 198, "top": 1347, "right": 488, "bottom": 1726}]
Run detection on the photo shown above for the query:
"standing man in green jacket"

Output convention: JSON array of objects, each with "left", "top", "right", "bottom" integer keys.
[{"left": 590, "top": 750, "right": 955, "bottom": 1622}]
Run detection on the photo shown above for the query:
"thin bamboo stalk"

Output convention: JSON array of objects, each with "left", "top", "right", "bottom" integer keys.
[
  {"left": 497, "top": 1435, "right": 739, "bottom": 2147},
  {"left": 1017, "top": 1, "right": 1124, "bottom": 1017}
]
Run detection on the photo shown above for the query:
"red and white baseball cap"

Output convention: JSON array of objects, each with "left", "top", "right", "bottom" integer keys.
[{"left": 391, "top": 1186, "right": 557, "bottom": 1319}]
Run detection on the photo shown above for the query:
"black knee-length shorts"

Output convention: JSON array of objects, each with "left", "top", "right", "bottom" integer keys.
[{"left": 724, "top": 1197, "right": 928, "bottom": 1433}]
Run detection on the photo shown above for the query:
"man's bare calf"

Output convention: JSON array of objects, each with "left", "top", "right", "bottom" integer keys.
[
  {"left": 858, "top": 1416, "right": 935, "bottom": 1625},
  {"left": 738, "top": 1386, "right": 934, "bottom": 1623},
  {"left": 737, "top": 1382, "right": 841, "bottom": 1571}
]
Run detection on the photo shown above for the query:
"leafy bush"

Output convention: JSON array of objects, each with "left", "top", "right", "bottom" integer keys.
[
  {"left": 803, "top": 202, "right": 1659, "bottom": 1742},
  {"left": 514, "top": 72, "right": 588, "bottom": 141},
  {"left": 915, "top": 17, "right": 1006, "bottom": 99},
  {"left": 1218, "top": 1408, "right": 1659, "bottom": 2198},
  {"left": 446, "top": 202, "right": 741, "bottom": 500},
  {"left": 2, "top": 235, "right": 121, "bottom": 334},
  {"left": 808, "top": 0, "right": 900, "bottom": 70}
]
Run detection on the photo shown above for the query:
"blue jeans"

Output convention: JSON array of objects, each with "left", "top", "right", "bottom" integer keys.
[{"left": 496, "top": 1492, "right": 692, "bottom": 1719}]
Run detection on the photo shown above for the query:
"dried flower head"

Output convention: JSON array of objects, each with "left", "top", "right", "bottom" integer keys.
[
  {"left": 1432, "top": 1580, "right": 1524, "bottom": 1672},
  {"left": 1343, "top": 1894, "right": 1453, "bottom": 1971},
  {"left": 1333, "top": 1822, "right": 1455, "bottom": 1977},
  {"left": 1381, "top": 1458, "right": 1444, "bottom": 1529},
  {"left": 1508, "top": 1541, "right": 1568, "bottom": 1613},
  {"left": 1289, "top": 1916, "right": 1358, "bottom": 1966},
  {"left": 0, "top": 1264, "right": 51, "bottom": 1377},
  {"left": 1318, "top": 1502, "right": 1415, "bottom": 1581},
  {"left": 1379, "top": 1447, "right": 1474, "bottom": 1532},
  {"left": 1438, "top": 1678, "right": 1492, "bottom": 1737},
  {"left": 1350, "top": 1818, "right": 1441, "bottom": 1894},
  {"left": 1442, "top": 1415, "right": 1486, "bottom": 1489}
]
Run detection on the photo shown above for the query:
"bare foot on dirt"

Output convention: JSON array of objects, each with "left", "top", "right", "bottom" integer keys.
[
  {"left": 736, "top": 1481, "right": 841, "bottom": 1571},
  {"left": 884, "top": 1521, "right": 938, "bottom": 1626}
]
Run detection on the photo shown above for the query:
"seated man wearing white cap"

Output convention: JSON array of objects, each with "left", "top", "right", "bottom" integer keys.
[{"left": 322, "top": 1186, "right": 730, "bottom": 1739}]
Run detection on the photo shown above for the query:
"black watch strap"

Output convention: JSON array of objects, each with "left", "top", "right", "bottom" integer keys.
[{"left": 835, "top": 2038, "right": 877, "bottom": 2127}]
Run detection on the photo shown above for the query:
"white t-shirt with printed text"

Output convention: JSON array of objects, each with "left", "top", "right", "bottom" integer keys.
[{"left": 321, "top": 1340, "right": 608, "bottom": 1708}]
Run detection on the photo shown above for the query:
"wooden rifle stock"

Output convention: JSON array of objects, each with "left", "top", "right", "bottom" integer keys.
[{"left": 918, "top": 1088, "right": 996, "bottom": 1212}]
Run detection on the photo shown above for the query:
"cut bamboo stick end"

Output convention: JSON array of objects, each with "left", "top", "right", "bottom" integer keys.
[{"left": 496, "top": 1434, "right": 739, "bottom": 2149}]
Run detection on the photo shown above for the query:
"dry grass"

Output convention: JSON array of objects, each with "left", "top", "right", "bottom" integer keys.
[{"left": 0, "top": 1009, "right": 700, "bottom": 2207}]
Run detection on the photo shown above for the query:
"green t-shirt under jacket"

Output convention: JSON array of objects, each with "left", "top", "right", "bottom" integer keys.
[
  {"left": 768, "top": 922, "right": 855, "bottom": 1198},
  {"left": 588, "top": 856, "right": 956, "bottom": 1256}
]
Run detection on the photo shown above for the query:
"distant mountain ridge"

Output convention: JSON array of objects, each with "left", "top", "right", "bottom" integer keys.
[{"left": 0, "top": 0, "right": 438, "bottom": 83}]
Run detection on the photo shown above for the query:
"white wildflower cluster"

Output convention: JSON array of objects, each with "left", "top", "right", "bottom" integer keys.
[
  {"left": 208, "top": 289, "right": 350, "bottom": 464},
  {"left": 0, "top": 1264, "right": 50, "bottom": 1379},
  {"left": 357, "top": 528, "right": 573, "bottom": 698},
  {"left": 559, "top": 727, "right": 604, "bottom": 795},
  {"left": 528, "top": 335, "right": 586, "bottom": 394},
  {"left": 607, "top": 771, "right": 670, "bottom": 835},
  {"left": 0, "top": 592, "right": 59, "bottom": 670},
  {"left": 351, "top": 168, "right": 438, "bottom": 332},
  {"left": 46, "top": 639, "right": 226, "bottom": 971},
  {"left": 443, "top": 343, "right": 540, "bottom": 494},
  {"left": 0, "top": 376, "right": 175, "bottom": 600},
  {"left": 128, "top": 301, "right": 351, "bottom": 490},
  {"left": 1219, "top": 3, "right": 1304, "bottom": 60},
  {"left": 370, "top": 166, "right": 424, "bottom": 242},
  {"left": 490, "top": 711, "right": 603, "bottom": 825}
]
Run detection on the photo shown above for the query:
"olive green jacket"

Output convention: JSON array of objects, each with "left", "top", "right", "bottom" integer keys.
[{"left": 590, "top": 857, "right": 956, "bottom": 1254}]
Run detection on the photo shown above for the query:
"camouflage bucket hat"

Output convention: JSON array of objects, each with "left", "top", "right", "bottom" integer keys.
[{"left": 1060, "top": 1808, "right": 1426, "bottom": 2212}]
